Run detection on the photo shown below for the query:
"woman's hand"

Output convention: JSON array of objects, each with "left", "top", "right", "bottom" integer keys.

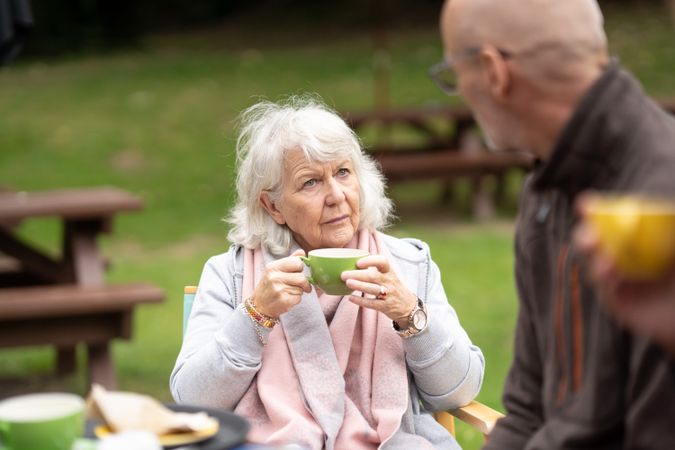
[
  {"left": 341, "top": 255, "right": 417, "bottom": 326},
  {"left": 252, "top": 249, "right": 312, "bottom": 319}
]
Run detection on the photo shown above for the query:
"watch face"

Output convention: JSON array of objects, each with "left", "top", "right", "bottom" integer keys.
[{"left": 412, "top": 309, "right": 427, "bottom": 330}]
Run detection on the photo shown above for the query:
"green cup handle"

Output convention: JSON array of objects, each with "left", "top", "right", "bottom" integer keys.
[{"left": 298, "top": 256, "right": 315, "bottom": 286}]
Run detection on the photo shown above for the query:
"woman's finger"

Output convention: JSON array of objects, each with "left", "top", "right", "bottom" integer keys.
[
  {"left": 283, "top": 272, "right": 313, "bottom": 292},
  {"left": 341, "top": 267, "right": 382, "bottom": 283},
  {"left": 347, "top": 294, "right": 385, "bottom": 311},
  {"left": 269, "top": 254, "right": 305, "bottom": 273},
  {"left": 355, "top": 255, "right": 390, "bottom": 273},
  {"left": 345, "top": 278, "right": 382, "bottom": 296}
]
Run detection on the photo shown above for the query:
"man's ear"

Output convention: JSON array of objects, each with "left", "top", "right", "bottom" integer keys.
[
  {"left": 479, "top": 46, "right": 511, "bottom": 101},
  {"left": 259, "top": 191, "right": 286, "bottom": 225}
]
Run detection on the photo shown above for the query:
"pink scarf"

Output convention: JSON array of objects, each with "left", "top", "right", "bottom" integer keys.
[{"left": 234, "top": 230, "right": 409, "bottom": 450}]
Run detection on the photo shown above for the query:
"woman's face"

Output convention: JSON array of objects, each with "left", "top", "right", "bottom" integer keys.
[{"left": 261, "top": 148, "right": 361, "bottom": 252}]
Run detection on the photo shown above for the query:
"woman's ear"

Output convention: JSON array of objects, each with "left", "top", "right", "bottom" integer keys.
[
  {"left": 259, "top": 191, "right": 286, "bottom": 225},
  {"left": 479, "top": 46, "right": 511, "bottom": 101}
]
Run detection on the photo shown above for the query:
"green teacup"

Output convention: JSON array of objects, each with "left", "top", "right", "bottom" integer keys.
[
  {"left": 300, "top": 248, "right": 369, "bottom": 295},
  {"left": 0, "top": 393, "right": 85, "bottom": 450}
]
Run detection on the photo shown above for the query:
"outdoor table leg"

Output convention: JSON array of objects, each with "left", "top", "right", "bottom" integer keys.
[
  {"left": 88, "top": 342, "right": 116, "bottom": 389},
  {"left": 63, "top": 219, "right": 107, "bottom": 286},
  {"left": 62, "top": 219, "right": 111, "bottom": 383},
  {"left": 56, "top": 346, "right": 77, "bottom": 375},
  {"left": 495, "top": 172, "right": 507, "bottom": 208}
]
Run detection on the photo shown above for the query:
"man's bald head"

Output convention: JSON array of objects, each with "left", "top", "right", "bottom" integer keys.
[
  {"left": 437, "top": 0, "right": 611, "bottom": 157},
  {"left": 441, "top": 0, "right": 608, "bottom": 81}
]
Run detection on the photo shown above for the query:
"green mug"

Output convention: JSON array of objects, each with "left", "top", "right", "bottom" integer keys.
[
  {"left": 0, "top": 393, "right": 85, "bottom": 450},
  {"left": 300, "top": 248, "right": 369, "bottom": 295}
]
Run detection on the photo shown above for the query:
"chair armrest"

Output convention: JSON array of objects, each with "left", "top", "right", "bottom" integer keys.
[
  {"left": 434, "top": 400, "right": 504, "bottom": 437},
  {"left": 451, "top": 400, "right": 504, "bottom": 435}
]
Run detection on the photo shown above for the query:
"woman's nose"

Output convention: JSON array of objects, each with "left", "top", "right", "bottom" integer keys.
[{"left": 325, "top": 178, "right": 346, "bottom": 205}]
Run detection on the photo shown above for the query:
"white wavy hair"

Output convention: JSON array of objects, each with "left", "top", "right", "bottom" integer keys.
[{"left": 226, "top": 96, "right": 394, "bottom": 256}]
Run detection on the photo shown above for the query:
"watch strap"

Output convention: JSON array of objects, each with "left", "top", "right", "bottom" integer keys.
[{"left": 392, "top": 298, "right": 427, "bottom": 338}]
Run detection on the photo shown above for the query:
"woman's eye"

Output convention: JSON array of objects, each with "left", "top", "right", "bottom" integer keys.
[
  {"left": 337, "top": 168, "right": 350, "bottom": 177},
  {"left": 303, "top": 179, "right": 317, "bottom": 188}
]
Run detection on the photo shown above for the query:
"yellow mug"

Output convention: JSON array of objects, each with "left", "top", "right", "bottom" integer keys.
[{"left": 586, "top": 195, "right": 675, "bottom": 280}]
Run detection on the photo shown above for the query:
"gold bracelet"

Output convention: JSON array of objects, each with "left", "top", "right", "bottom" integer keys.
[
  {"left": 244, "top": 297, "right": 279, "bottom": 329},
  {"left": 241, "top": 304, "right": 268, "bottom": 346},
  {"left": 253, "top": 325, "right": 267, "bottom": 346}
]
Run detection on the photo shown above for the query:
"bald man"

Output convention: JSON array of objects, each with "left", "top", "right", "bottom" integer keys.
[{"left": 436, "top": 0, "right": 675, "bottom": 448}]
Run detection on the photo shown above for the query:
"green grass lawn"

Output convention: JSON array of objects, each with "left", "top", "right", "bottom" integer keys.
[{"left": 1, "top": 3, "right": 674, "bottom": 449}]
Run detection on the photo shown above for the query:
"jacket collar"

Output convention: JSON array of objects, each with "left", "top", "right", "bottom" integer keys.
[{"left": 532, "top": 60, "right": 646, "bottom": 195}]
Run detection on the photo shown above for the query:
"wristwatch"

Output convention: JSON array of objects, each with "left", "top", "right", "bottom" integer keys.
[{"left": 393, "top": 298, "right": 428, "bottom": 338}]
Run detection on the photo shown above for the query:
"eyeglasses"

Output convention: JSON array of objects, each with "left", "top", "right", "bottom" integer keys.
[{"left": 429, "top": 47, "right": 512, "bottom": 96}]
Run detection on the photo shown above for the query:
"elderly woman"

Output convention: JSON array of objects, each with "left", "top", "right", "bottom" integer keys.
[{"left": 170, "top": 97, "right": 484, "bottom": 450}]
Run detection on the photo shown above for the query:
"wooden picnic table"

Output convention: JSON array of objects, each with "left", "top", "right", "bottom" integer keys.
[
  {"left": 0, "top": 187, "right": 164, "bottom": 388},
  {"left": 343, "top": 103, "right": 477, "bottom": 155},
  {"left": 343, "top": 104, "right": 533, "bottom": 217}
]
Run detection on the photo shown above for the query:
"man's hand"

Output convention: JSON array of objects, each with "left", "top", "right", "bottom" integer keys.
[{"left": 575, "top": 193, "right": 675, "bottom": 356}]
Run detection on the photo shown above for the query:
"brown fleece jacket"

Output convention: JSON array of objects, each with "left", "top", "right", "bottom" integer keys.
[{"left": 485, "top": 61, "right": 675, "bottom": 450}]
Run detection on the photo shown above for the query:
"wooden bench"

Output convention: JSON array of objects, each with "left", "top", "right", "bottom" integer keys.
[
  {"left": 0, "top": 283, "right": 164, "bottom": 388},
  {"left": 380, "top": 148, "right": 534, "bottom": 218}
]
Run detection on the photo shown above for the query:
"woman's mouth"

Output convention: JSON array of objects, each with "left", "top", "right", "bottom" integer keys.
[{"left": 323, "top": 215, "right": 348, "bottom": 225}]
